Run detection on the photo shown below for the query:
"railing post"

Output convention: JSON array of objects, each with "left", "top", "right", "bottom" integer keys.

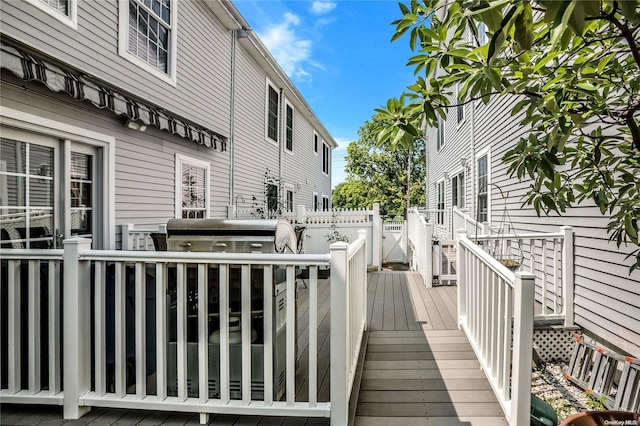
[
  {"left": 372, "top": 203, "right": 382, "bottom": 270},
  {"left": 425, "top": 223, "right": 433, "bottom": 288},
  {"left": 297, "top": 204, "right": 307, "bottom": 224},
  {"left": 63, "top": 238, "right": 92, "bottom": 419},
  {"left": 511, "top": 271, "right": 535, "bottom": 426},
  {"left": 330, "top": 241, "right": 349, "bottom": 426},
  {"left": 457, "top": 230, "right": 467, "bottom": 328},
  {"left": 121, "top": 223, "right": 132, "bottom": 250},
  {"left": 561, "top": 226, "right": 575, "bottom": 327},
  {"left": 358, "top": 229, "right": 368, "bottom": 332}
]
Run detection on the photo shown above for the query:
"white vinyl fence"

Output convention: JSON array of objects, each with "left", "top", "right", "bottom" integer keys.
[
  {"left": 457, "top": 231, "right": 535, "bottom": 426},
  {"left": 407, "top": 208, "right": 433, "bottom": 287},
  {"left": 0, "top": 232, "right": 369, "bottom": 426}
]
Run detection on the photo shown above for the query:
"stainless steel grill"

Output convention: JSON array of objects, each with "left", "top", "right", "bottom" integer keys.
[
  {"left": 165, "top": 218, "right": 301, "bottom": 400},
  {"left": 166, "top": 218, "right": 298, "bottom": 254}
]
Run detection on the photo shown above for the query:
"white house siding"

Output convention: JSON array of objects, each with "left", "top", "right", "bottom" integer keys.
[
  {"left": 428, "top": 89, "right": 640, "bottom": 357},
  {"left": 1, "top": 0, "right": 335, "bottom": 228},
  {"left": 0, "top": 76, "right": 231, "bottom": 226},
  {"left": 0, "top": 0, "right": 232, "bottom": 138}
]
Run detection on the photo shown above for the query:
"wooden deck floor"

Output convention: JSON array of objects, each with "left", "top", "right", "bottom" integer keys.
[
  {"left": 356, "top": 271, "right": 508, "bottom": 426},
  {"left": 1, "top": 271, "right": 507, "bottom": 425}
]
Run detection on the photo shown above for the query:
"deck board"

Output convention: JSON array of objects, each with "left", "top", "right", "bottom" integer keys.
[{"left": 355, "top": 272, "right": 507, "bottom": 425}]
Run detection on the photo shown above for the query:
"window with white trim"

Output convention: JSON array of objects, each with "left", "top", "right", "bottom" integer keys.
[
  {"left": 477, "top": 153, "right": 489, "bottom": 223},
  {"left": 0, "top": 121, "right": 112, "bottom": 249},
  {"left": 285, "top": 187, "right": 294, "bottom": 212},
  {"left": 119, "top": 0, "right": 177, "bottom": 83},
  {"left": 313, "top": 193, "right": 319, "bottom": 211},
  {"left": 322, "top": 195, "right": 329, "bottom": 211},
  {"left": 267, "top": 83, "right": 279, "bottom": 142},
  {"left": 313, "top": 132, "right": 319, "bottom": 154},
  {"left": 457, "top": 82, "right": 465, "bottom": 124},
  {"left": 451, "top": 171, "right": 465, "bottom": 208},
  {"left": 29, "top": 0, "right": 77, "bottom": 28},
  {"left": 176, "top": 154, "right": 210, "bottom": 218},
  {"left": 285, "top": 103, "right": 294, "bottom": 152},
  {"left": 436, "top": 180, "right": 445, "bottom": 225},
  {"left": 322, "top": 142, "right": 330, "bottom": 175},
  {"left": 436, "top": 116, "right": 445, "bottom": 151}
]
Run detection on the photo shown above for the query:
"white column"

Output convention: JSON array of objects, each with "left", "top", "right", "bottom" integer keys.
[
  {"left": 372, "top": 203, "right": 382, "bottom": 270},
  {"left": 121, "top": 223, "right": 133, "bottom": 250},
  {"left": 63, "top": 238, "right": 92, "bottom": 419},
  {"left": 330, "top": 241, "right": 349, "bottom": 426},
  {"left": 561, "top": 226, "right": 575, "bottom": 327},
  {"left": 457, "top": 230, "right": 467, "bottom": 328},
  {"left": 511, "top": 271, "right": 535, "bottom": 426},
  {"left": 297, "top": 204, "right": 307, "bottom": 224}
]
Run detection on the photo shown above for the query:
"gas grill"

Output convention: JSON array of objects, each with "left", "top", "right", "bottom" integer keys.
[{"left": 165, "top": 218, "right": 301, "bottom": 400}]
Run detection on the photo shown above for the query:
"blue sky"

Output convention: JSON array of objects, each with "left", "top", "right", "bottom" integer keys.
[{"left": 232, "top": 0, "right": 418, "bottom": 187}]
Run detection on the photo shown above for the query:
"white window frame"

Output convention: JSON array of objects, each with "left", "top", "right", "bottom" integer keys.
[
  {"left": 175, "top": 153, "right": 210, "bottom": 219},
  {"left": 436, "top": 179, "right": 445, "bottom": 225},
  {"left": 0, "top": 106, "right": 116, "bottom": 249},
  {"left": 476, "top": 147, "right": 491, "bottom": 224},
  {"left": 285, "top": 184, "right": 294, "bottom": 212},
  {"left": 118, "top": 0, "right": 178, "bottom": 86},
  {"left": 265, "top": 79, "right": 279, "bottom": 145},
  {"left": 322, "top": 142, "right": 330, "bottom": 176},
  {"left": 436, "top": 115, "right": 445, "bottom": 151},
  {"left": 284, "top": 100, "right": 294, "bottom": 154},
  {"left": 27, "top": 0, "right": 78, "bottom": 29},
  {"left": 456, "top": 82, "right": 466, "bottom": 126},
  {"left": 451, "top": 168, "right": 465, "bottom": 209},
  {"left": 313, "top": 131, "right": 319, "bottom": 154},
  {"left": 313, "top": 192, "right": 319, "bottom": 211},
  {"left": 322, "top": 195, "right": 329, "bottom": 211}
]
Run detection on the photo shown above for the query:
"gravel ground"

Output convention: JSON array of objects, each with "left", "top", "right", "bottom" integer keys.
[{"left": 531, "top": 363, "right": 603, "bottom": 421}]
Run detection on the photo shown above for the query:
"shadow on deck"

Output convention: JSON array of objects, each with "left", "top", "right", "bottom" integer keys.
[{"left": 1, "top": 272, "right": 508, "bottom": 425}]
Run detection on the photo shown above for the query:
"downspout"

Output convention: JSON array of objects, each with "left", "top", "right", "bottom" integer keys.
[
  {"left": 229, "top": 29, "right": 237, "bottom": 207},
  {"left": 470, "top": 99, "right": 476, "bottom": 223},
  {"left": 278, "top": 88, "right": 284, "bottom": 191}
]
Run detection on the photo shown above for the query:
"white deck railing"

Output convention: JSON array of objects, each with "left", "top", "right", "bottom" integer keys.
[
  {"left": 469, "top": 227, "right": 574, "bottom": 327},
  {"left": 121, "top": 223, "right": 166, "bottom": 251},
  {"left": 457, "top": 231, "right": 534, "bottom": 426},
  {"left": 0, "top": 231, "right": 369, "bottom": 426},
  {"left": 407, "top": 208, "right": 433, "bottom": 287}
]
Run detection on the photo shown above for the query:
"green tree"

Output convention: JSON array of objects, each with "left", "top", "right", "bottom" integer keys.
[
  {"left": 333, "top": 114, "right": 426, "bottom": 217},
  {"left": 388, "top": 0, "right": 640, "bottom": 271}
]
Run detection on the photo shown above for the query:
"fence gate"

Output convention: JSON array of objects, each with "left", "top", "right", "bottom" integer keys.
[
  {"left": 433, "top": 239, "right": 457, "bottom": 285},
  {"left": 382, "top": 221, "right": 406, "bottom": 263}
]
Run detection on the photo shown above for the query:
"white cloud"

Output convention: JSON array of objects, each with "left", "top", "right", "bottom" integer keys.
[
  {"left": 259, "top": 13, "right": 313, "bottom": 80},
  {"left": 311, "top": 1, "right": 336, "bottom": 15}
]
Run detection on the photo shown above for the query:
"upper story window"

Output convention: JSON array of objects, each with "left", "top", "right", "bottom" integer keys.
[
  {"left": 322, "top": 142, "right": 330, "bottom": 175},
  {"left": 285, "top": 103, "right": 293, "bottom": 152},
  {"left": 175, "top": 154, "right": 209, "bottom": 218},
  {"left": 28, "top": 0, "right": 77, "bottom": 28},
  {"left": 436, "top": 116, "right": 445, "bottom": 151},
  {"left": 119, "top": 0, "right": 177, "bottom": 85},
  {"left": 477, "top": 153, "right": 489, "bottom": 223},
  {"left": 436, "top": 180, "right": 445, "bottom": 225},
  {"left": 457, "top": 82, "right": 465, "bottom": 124},
  {"left": 452, "top": 171, "right": 465, "bottom": 208},
  {"left": 266, "top": 83, "right": 279, "bottom": 142},
  {"left": 313, "top": 132, "right": 319, "bottom": 153}
]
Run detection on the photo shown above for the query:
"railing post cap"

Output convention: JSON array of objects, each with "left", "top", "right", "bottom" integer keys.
[
  {"left": 458, "top": 229, "right": 468, "bottom": 236},
  {"left": 561, "top": 225, "right": 573, "bottom": 231},
  {"left": 330, "top": 241, "right": 349, "bottom": 250},
  {"left": 63, "top": 237, "right": 92, "bottom": 246},
  {"left": 515, "top": 271, "right": 536, "bottom": 280}
]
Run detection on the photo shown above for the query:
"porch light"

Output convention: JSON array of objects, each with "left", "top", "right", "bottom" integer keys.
[{"left": 124, "top": 118, "right": 147, "bottom": 132}]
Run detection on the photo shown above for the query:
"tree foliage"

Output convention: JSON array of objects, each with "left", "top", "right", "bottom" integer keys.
[
  {"left": 389, "top": 0, "right": 640, "bottom": 271},
  {"left": 332, "top": 114, "right": 426, "bottom": 218}
]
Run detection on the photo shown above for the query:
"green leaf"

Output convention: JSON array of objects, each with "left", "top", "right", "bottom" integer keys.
[
  {"left": 488, "top": 3, "right": 520, "bottom": 62},
  {"left": 514, "top": 1, "right": 534, "bottom": 50}
]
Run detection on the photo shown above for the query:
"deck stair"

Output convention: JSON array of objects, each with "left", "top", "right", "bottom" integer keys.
[{"left": 565, "top": 334, "right": 640, "bottom": 412}]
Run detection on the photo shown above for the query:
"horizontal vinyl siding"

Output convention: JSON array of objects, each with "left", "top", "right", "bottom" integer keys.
[
  {"left": 1, "top": 0, "right": 231, "bottom": 136},
  {"left": 429, "top": 88, "right": 640, "bottom": 357},
  {"left": 1, "top": 77, "right": 231, "bottom": 228}
]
